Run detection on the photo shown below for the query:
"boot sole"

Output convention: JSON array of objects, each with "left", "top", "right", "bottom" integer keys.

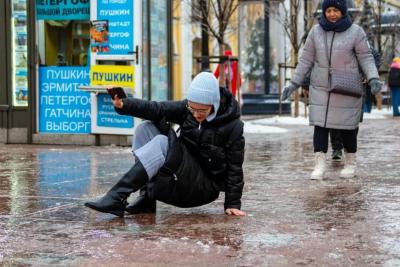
[{"left": 84, "top": 202, "right": 124, "bottom": 217}]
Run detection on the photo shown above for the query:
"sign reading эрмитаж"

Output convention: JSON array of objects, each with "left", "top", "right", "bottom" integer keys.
[
  {"left": 36, "top": 0, "right": 90, "bottom": 20},
  {"left": 97, "top": 0, "right": 133, "bottom": 55},
  {"left": 39, "top": 66, "right": 91, "bottom": 134}
]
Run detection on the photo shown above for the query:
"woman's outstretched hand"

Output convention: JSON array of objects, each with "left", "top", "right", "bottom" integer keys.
[
  {"left": 107, "top": 87, "right": 124, "bottom": 109},
  {"left": 225, "top": 208, "right": 246, "bottom": 216}
]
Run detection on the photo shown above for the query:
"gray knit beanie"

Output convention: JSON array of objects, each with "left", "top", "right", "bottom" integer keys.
[{"left": 187, "top": 72, "right": 220, "bottom": 121}]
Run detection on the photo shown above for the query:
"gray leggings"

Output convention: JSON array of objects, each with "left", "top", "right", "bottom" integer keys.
[{"left": 132, "top": 121, "right": 169, "bottom": 178}]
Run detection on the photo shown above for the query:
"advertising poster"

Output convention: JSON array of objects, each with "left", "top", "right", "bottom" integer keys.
[
  {"left": 36, "top": 0, "right": 90, "bottom": 20},
  {"left": 97, "top": 0, "right": 134, "bottom": 55},
  {"left": 90, "top": 20, "right": 110, "bottom": 53},
  {"left": 12, "top": 0, "right": 28, "bottom": 106},
  {"left": 39, "top": 67, "right": 91, "bottom": 134},
  {"left": 90, "top": 65, "right": 134, "bottom": 128}
]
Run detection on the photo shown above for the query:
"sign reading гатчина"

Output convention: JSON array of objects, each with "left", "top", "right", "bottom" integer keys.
[
  {"left": 36, "top": 0, "right": 90, "bottom": 20},
  {"left": 97, "top": 0, "right": 133, "bottom": 55},
  {"left": 39, "top": 67, "right": 91, "bottom": 133}
]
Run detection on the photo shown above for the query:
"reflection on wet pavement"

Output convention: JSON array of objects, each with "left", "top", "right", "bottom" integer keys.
[{"left": 0, "top": 117, "right": 400, "bottom": 266}]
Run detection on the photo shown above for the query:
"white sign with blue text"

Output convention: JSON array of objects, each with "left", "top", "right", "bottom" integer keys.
[{"left": 39, "top": 66, "right": 91, "bottom": 134}]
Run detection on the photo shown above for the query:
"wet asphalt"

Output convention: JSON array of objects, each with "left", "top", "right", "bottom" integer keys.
[{"left": 0, "top": 114, "right": 399, "bottom": 266}]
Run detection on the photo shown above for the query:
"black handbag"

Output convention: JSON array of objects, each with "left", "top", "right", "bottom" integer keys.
[{"left": 325, "top": 32, "right": 364, "bottom": 98}]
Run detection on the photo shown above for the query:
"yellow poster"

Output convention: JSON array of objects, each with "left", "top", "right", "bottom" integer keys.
[{"left": 90, "top": 65, "right": 135, "bottom": 92}]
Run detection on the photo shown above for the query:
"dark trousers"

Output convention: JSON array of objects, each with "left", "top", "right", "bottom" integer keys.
[
  {"left": 391, "top": 88, "right": 400, "bottom": 116},
  {"left": 314, "top": 126, "right": 358, "bottom": 153},
  {"left": 329, "top": 129, "right": 343, "bottom": 151},
  {"left": 364, "top": 86, "right": 372, "bottom": 113}
]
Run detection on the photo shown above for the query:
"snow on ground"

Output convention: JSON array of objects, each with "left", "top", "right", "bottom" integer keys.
[
  {"left": 244, "top": 108, "right": 392, "bottom": 134},
  {"left": 244, "top": 123, "right": 287, "bottom": 134},
  {"left": 244, "top": 115, "right": 307, "bottom": 134},
  {"left": 363, "top": 108, "right": 393, "bottom": 119}
]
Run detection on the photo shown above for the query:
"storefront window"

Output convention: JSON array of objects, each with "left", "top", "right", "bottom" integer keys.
[
  {"left": 36, "top": 1, "right": 91, "bottom": 134},
  {"left": 239, "top": 2, "right": 279, "bottom": 95},
  {"left": 149, "top": 0, "right": 168, "bottom": 101},
  {"left": 142, "top": 0, "right": 150, "bottom": 100},
  {"left": 11, "top": 0, "right": 28, "bottom": 107}
]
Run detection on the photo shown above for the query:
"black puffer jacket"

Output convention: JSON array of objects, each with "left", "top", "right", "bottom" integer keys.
[{"left": 115, "top": 87, "right": 245, "bottom": 210}]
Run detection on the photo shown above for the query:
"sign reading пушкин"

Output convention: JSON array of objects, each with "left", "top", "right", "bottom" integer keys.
[
  {"left": 39, "top": 66, "right": 91, "bottom": 134},
  {"left": 36, "top": 0, "right": 90, "bottom": 20}
]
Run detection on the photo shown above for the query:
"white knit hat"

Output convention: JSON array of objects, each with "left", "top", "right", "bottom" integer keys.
[{"left": 187, "top": 72, "right": 220, "bottom": 121}]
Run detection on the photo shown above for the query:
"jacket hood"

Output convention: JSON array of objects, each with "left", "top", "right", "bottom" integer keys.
[{"left": 211, "top": 87, "right": 241, "bottom": 125}]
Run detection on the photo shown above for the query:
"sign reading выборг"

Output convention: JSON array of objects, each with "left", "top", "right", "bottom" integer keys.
[
  {"left": 36, "top": 0, "right": 90, "bottom": 20},
  {"left": 39, "top": 66, "right": 91, "bottom": 133},
  {"left": 97, "top": 0, "right": 133, "bottom": 55}
]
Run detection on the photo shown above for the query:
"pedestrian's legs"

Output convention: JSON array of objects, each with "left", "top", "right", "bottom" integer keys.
[
  {"left": 364, "top": 86, "right": 372, "bottom": 113},
  {"left": 330, "top": 129, "right": 343, "bottom": 151},
  {"left": 341, "top": 128, "right": 357, "bottom": 153},
  {"left": 330, "top": 129, "right": 344, "bottom": 161},
  {"left": 339, "top": 128, "right": 358, "bottom": 178},
  {"left": 313, "top": 126, "right": 329, "bottom": 153},
  {"left": 392, "top": 88, "right": 400, "bottom": 116},
  {"left": 311, "top": 126, "right": 329, "bottom": 180}
]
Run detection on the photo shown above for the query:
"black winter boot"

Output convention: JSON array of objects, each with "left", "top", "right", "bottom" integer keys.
[
  {"left": 84, "top": 161, "right": 148, "bottom": 217},
  {"left": 125, "top": 187, "right": 156, "bottom": 214}
]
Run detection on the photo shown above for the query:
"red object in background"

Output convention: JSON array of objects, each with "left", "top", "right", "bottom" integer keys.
[{"left": 214, "top": 50, "right": 241, "bottom": 98}]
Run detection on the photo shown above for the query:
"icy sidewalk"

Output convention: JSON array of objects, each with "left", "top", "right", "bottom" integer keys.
[{"left": 0, "top": 111, "right": 399, "bottom": 266}]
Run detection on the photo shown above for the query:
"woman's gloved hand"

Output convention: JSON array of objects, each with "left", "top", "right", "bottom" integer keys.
[
  {"left": 281, "top": 82, "right": 299, "bottom": 101},
  {"left": 369, "top": 78, "right": 383, "bottom": 95}
]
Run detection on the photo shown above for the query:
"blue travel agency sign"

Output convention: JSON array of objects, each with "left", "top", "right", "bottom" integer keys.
[
  {"left": 39, "top": 66, "right": 91, "bottom": 134},
  {"left": 97, "top": 0, "right": 134, "bottom": 55},
  {"left": 97, "top": 94, "right": 133, "bottom": 128},
  {"left": 36, "top": 0, "right": 90, "bottom": 20}
]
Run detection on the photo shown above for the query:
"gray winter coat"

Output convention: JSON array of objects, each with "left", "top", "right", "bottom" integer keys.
[{"left": 292, "top": 24, "right": 379, "bottom": 129}]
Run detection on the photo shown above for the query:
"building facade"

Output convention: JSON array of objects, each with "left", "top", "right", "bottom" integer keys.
[{"left": 0, "top": 0, "right": 175, "bottom": 145}]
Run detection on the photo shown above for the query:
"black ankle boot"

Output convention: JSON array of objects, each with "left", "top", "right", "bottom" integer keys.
[
  {"left": 125, "top": 187, "right": 156, "bottom": 214},
  {"left": 85, "top": 161, "right": 148, "bottom": 217}
]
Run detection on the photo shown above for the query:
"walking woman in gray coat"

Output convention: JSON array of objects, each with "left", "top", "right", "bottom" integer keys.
[
  {"left": 281, "top": 0, "right": 382, "bottom": 179},
  {"left": 85, "top": 72, "right": 246, "bottom": 217}
]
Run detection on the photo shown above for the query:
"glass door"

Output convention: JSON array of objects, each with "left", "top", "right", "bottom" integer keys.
[{"left": 142, "top": 0, "right": 170, "bottom": 101}]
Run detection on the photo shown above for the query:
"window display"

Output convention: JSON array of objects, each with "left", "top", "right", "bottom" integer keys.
[
  {"left": 11, "top": 0, "right": 28, "bottom": 106},
  {"left": 149, "top": 0, "right": 168, "bottom": 101}
]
